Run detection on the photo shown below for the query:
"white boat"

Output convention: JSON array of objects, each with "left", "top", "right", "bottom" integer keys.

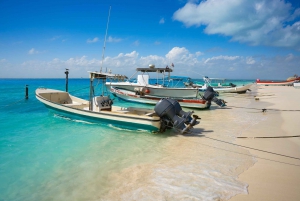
[
  {"left": 256, "top": 77, "right": 299, "bottom": 86},
  {"left": 185, "top": 76, "right": 253, "bottom": 93},
  {"left": 106, "top": 65, "right": 200, "bottom": 98},
  {"left": 200, "top": 83, "right": 253, "bottom": 93},
  {"left": 110, "top": 87, "right": 212, "bottom": 109},
  {"left": 294, "top": 82, "right": 300, "bottom": 88},
  {"left": 36, "top": 72, "right": 200, "bottom": 133}
]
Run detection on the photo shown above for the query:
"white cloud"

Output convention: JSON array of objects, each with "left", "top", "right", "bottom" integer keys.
[
  {"left": 246, "top": 57, "right": 256, "bottom": 64},
  {"left": 140, "top": 55, "right": 165, "bottom": 67},
  {"left": 229, "top": 67, "right": 235, "bottom": 71},
  {"left": 50, "top": 36, "right": 61, "bottom": 41},
  {"left": 2, "top": 47, "right": 300, "bottom": 79},
  {"left": 166, "top": 47, "right": 189, "bottom": 61},
  {"left": 159, "top": 18, "right": 165, "bottom": 24},
  {"left": 87, "top": 37, "right": 99, "bottom": 43},
  {"left": 133, "top": 40, "right": 140, "bottom": 46},
  {"left": 107, "top": 36, "right": 122, "bottom": 43},
  {"left": 285, "top": 53, "right": 294, "bottom": 61},
  {"left": 28, "top": 48, "right": 39, "bottom": 55},
  {"left": 204, "top": 55, "right": 239, "bottom": 64},
  {"left": 154, "top": 41, "right": 161, "bottom": 45},
  {"left": 173, "top": 0, "right": 300, "bottom": 49},
  {"left": 195, "top": 51, "right": 203, "bottom": 57}
]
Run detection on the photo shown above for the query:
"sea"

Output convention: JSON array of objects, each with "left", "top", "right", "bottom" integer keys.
[{"left": 0, "top": 78, "right": 265, "bottom": 201}]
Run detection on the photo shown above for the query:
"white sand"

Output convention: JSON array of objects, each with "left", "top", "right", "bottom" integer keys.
[
  {"left": 99, "top": 84, "right": 300, "bottom": 200},
  {"left": 229, "top": 85, "right": 300, "bottom": 201}
]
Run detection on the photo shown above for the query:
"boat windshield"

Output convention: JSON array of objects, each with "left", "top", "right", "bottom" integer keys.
[{"left": 203, "top": 76, "right": 227, "bottom": 87}]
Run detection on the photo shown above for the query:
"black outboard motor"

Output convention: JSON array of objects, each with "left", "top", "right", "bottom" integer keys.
[
  {"left": 229, "top": 83, "right": 236, "bottom": 87},
  {"left": 166, "top": 98, "right": 193, "bottom": 123},
  {"left": 202, "top": 86, "right": 226, "bottom": 107},
  {"left": 154, "top": 98, "right": 200, "bottom": 134}
]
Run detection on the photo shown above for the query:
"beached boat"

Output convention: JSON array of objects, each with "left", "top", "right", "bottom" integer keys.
[
  {"left": 105, "top": 65, "right": 200, "bottom": 98},
  {"left": 256, "top": 76, "right": 300, "bottom": 86},
  {"left": 36, "top": 72, "right": 200, "bottom": 133},
  {"left": 185, "top": 76, "right": 253, "bottom": 93},
  {"left": 200, "top": 83, "right": 253, "bottom": 93},
  {"left": 110, "top": 87, "right": 226, "bottom": 109},
  {"left": 294, "top": 82, "right": 300, "bottom": 88}
]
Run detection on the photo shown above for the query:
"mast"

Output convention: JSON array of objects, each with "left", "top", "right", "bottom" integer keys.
[{"left": 100, "top": 6, "right": 111, "bottom": 73}]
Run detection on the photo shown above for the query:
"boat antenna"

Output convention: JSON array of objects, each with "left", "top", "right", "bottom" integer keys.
[{"left": 100, "top": 6, "right": 111, "bottom": 73}]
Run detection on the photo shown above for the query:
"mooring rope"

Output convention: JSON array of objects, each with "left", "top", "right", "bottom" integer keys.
[
  {"left": 237, "top": 135, "right": 300, "bottom": 139},
  {"left": 227, "top": 105, "right": 300, "bottom": 112},
  {"left": 187, "top": 136, "right": 300, "bottom": 167},
  {"left": 202, "top": 135, "right": 300, "bottom": 160},
  {"left": 177, "top": 129, "right": 300, "bottom": 166},
  {"left": 1, "top": 98, "right": 26, "bottom": 108}
]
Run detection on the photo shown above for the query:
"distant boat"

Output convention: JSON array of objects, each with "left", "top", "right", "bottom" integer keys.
[
  {"left": 256, "top": 75, "right": 300, "bottom": 86},
  {"left": 36, "top": 71, "right": 200, "bottom": 134},
  {"left": 184, "top": 76, "right": 253, "bottom": 93}
]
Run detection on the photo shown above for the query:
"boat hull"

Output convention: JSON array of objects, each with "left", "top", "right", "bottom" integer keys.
[
  {"left": 199, "top": 83, "right": 253, "bottom": 93},
  {"left": 256, "top": 80, "right": 296, "bottom": 86},
  {"left": 36, "top": 89, "right": 161, "bottom": 132},
  {"left": 106, "top": 82, "right": 200, "bottom": 98},
  {"left": 110, "top": 87, "right": 210, "bottom": 109}
]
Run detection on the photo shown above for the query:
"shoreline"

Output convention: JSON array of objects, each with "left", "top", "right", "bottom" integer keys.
[
  {"left": 100, "top": 84, "right": 262, "bottom": 200},
  {"left": 229, "top": 85, "right": 300, "bottom": 201}
]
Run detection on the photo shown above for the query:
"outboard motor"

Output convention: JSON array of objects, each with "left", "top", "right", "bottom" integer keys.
[
  {"left": 229, "top": 83, "right": 236, "bottom": 87},
  {"left": 202, "top": 86, "right": 226, "bottom": 107},
  {"left": 166, "top": 98, "right": 193, "bottom": 123},
  {"left": 154, "top": 98, "right": 200, "bottom": 134}
]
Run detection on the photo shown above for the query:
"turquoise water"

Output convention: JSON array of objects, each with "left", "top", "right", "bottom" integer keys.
[
  {"left": 0, "top": 79, "right": 164, "bottom": 200},
  {"left": 0, "top": 78, "right": 258, "bottom": 200}
]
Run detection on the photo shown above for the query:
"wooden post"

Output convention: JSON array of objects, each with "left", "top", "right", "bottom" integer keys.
[
  {"left": 89, "top": 77, "right": 94, "bottom": 111},
  {"left": 25, "top": 85, "right": 29, "bottom": 99},
  {"left": 65, "top": 69, "right": 69, "bottom": 92}
]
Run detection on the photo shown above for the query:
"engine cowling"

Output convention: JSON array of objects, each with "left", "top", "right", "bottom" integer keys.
[{"left": 154, "top": 98, "right": 199, "bottom": 134}]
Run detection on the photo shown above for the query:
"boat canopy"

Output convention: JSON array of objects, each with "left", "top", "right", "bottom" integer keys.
[
  {"left": 204, "top": 76, "right": 226, "bottom": 81},
  {"left": 136, "top": 67, "right": 173, "bottom": 73},
  {"left": 88, "top": 71, "right": 127, "bottom": 80},
  {"left": 168, "top": 76, "right": 191, "bottom": 81}
]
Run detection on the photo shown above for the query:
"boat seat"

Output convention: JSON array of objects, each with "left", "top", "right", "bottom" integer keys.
[
  {"left": 63, "top": 102, "right": 82, "bottom": 106},
  {"left": 145, "top": 112, "right": 155, "bottom": 116},
  {"left": 116, "top": 110, "right": 130, "bottom": 113}
]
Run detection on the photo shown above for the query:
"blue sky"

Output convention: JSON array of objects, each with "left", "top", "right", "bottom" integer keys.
[{"left": 1, "top": 0, "right": 300, "bottom": 79}]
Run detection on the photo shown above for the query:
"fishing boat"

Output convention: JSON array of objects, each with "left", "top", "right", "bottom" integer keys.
[
  {"left": 294, "top": 82, "right": 300, "bottom": 88},
  {"left": 110, "top": 85, "right": 226, "bottom": 109},
  {"left": 199, "top": 83, "right": 253, "bottom": 93},
  {"left": 256, "top": 75, "right": 300, "bottom": 86},
  {"left": 36, "top": 72, "right": 200, "bottom": 134},
  {"left": 105, "top": 65, "right": 201, "bottom": 98},
  {"left": 256, "top": 79, "right": 296, "bottom": 86},
  {"left": 36, "top": 8, "right": 199, "bottom": 134},
  {"left": 185, "top": 76, "right": 253, "bottom": 93}
]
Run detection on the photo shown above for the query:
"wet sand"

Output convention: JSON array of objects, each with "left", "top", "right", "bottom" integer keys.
[
  {"left": 229, "top": 85, "right": 300, "bottom": 201},
  {"left": 99, "top": 84, "right": 300, "bottom": 200}
]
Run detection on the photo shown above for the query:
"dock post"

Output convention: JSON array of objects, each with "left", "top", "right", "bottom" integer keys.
[
  {"left": 65, "top": 69, "right": 69, "bottom": 92},
  {"left": 25, "top": 85, "right": 29, "bottom": 99},
  {"left": 89, "top": 78, "right": 94, "bottom": 111}
]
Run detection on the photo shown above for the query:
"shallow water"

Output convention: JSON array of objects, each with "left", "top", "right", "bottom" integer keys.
[{"left": 0, "top": 79, "right": 264, "bottom": 200}]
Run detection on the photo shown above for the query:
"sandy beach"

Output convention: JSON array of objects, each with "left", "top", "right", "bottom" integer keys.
[
  {"left": 102, "top": 84, "right": 300, "bottom": 200},
  {"left": 228, "top": 85, "right": 300, "bottom": 201}
]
